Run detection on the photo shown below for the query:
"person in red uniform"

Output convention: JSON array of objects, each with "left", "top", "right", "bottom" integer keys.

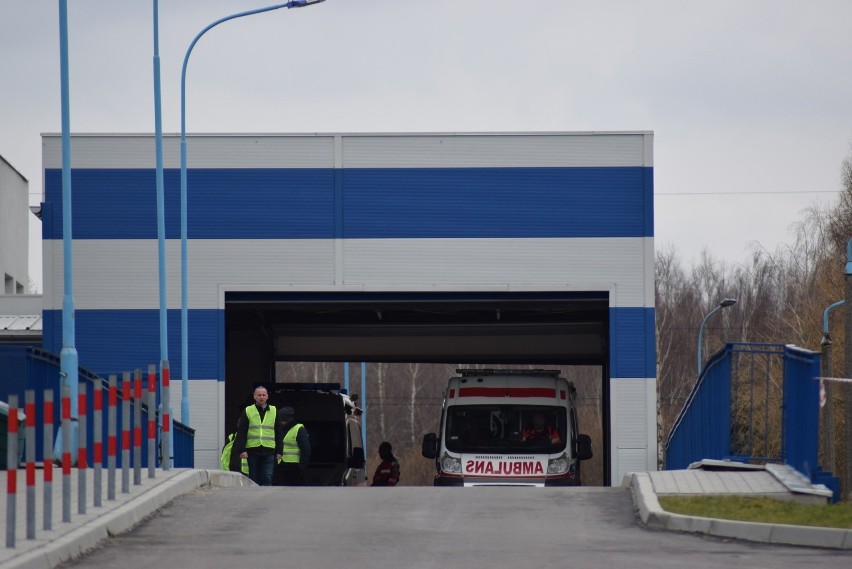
[
  {"left": 522, "top": 412, "right": 562, "bottom": 445},
  {"left": 371, "top": 441, "right": 400, "bottom": 486}
]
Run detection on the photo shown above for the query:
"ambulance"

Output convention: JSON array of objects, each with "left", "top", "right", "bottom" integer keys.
[{"left": 421, "top": 369, "right": 592, "bottom": 486}]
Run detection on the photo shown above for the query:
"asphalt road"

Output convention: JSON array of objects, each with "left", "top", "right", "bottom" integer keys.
[{"left": 60, "top": 486, "right": 851, "bottom": 569}]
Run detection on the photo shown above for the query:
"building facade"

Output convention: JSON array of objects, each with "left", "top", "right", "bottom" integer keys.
[{"left": 41, "top": 132, "right": 656, "bottom": 481}]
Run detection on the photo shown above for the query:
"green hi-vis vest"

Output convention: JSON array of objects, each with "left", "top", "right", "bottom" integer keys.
[
  {"left": 280, "top": 423, "right": 305, "bottom": 464},
  {"left": 245, "top": 405, "right": 277, "bottom": 449},
  {"left": 220, "top": 433, "right": 249, "bottom": 475}
]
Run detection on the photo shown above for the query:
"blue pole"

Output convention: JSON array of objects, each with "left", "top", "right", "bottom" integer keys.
[
  {"left": 152, "top": 1, "right": 176, "bottom": 434},
  {"left": 697, "top": 305, "right": 722, "bottom": 375},
  {"left": 344, "top": 362, "right": 350, "bottom": 393},
  {"left": 360, "top": 362, "right": 367, "bottom": 456},
  {"left": 178, "top": 0, "right": 326, "bottom": 437},
  {"left": 823, "top": 300, "right": 845, "bottom": 335},
  {"left": 58, "top": 0, "right": 78, "bottom": 433}
]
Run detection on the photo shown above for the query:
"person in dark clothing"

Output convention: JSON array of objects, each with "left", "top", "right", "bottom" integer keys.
[
  {"left": 275, "top": 406, "right": 311, "bottom": 486},
  {"left": 371, "top": 441, "right": 400, "bottom": 486},
  {"left": 233, "top": 386, "right": 283, "bottom": 486}
]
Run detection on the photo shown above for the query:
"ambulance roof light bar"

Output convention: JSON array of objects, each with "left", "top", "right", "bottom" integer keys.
[{"left": 456, "top": 369, "right": 561, "bottom": 378}]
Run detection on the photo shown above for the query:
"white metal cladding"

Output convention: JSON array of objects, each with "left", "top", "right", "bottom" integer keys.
[
  {"left": 342, "top": 132, "right": 653, "bottom": 168},
  {"left": 343, "top": 237, "right": 654, "bottom": 308},
  {"left": 42, "top": 131, "right": 652, "bottom": 169},
  {"left": 42, "top": 239, "right": 336, "bottom": 310},
  {"left": 180, "top": 379, "right": 224, "bottom": 469},
  {"left": 42, "top": 237, "right": 653, "bottom": 310},
  {"left": 42, "top": 134, "right": 336, "bottom": 169},
  {"left": 610, "top": 378, "right": 657, "bottom": 483}
]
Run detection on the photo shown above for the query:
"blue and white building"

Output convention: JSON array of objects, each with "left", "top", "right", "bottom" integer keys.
[{"left": 41, "top": 131, "right": 655, "bottom": 482}]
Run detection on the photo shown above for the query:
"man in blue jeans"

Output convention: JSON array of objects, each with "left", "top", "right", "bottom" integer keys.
[{"left": 234, "top": 385, "right": 282, "bottom": 486}]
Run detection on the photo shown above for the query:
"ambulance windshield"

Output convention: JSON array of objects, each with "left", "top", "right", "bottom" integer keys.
[{"left": 444, "top": 405, "right": 567, "bottom": 453}]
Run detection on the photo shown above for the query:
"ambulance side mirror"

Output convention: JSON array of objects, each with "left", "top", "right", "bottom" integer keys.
[
  {"left": 421, "top": 433, "right": 438, "bottom": 459},
  {"left": 575, "top": 434, "right": 593, "bottom": 461},
  {"left": 348, "top": 447, "right": 365, "bottom": 469}
]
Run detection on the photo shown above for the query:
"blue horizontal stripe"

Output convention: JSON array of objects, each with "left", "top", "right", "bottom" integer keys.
[
  {"left": 41, "top": 306, "right": 654, "bottom": 380},
  {"left": 610, "top": 307, "right": 656, "bottom": 378},
  {"left": 42, "top": 309, "right": 222, "bottom": 380},
  {"left": 43, "top": 169, "right": 335, "bottom": 240},
  {"left": 344, "top": 167, "right": 651, "bottom": 238},
  {"left": 44, "top": 166, "right": 652, "bottom": 240}
]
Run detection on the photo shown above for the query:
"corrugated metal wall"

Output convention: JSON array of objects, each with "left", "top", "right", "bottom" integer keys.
[{"left": 41, "top": 132, "right": 655, "bottom": 478}]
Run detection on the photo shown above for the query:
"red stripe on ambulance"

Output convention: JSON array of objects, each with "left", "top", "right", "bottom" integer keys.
[{"left": 458, "top": 387, "right": 556, "bottom": 398}]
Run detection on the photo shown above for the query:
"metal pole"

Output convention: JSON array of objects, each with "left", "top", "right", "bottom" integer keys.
[
  {"left": 697, "top": 305, "right": 722, "bottom": 375},
  {"left": 161, "top": 361, "right": 171, "bottom": 470},
  {"left": 152, "top": 0, "right": 172, "bottom": 428},
  {"left": 361, "top": 362, "right": 367, "bottom": 457},
  {"left": 133, "top": 369, "right": 142, "bottom": 485},
  {"left": 844, "top": 239, "right": 852, "bottom": 501},
  {"left": 821, "top": 300, "right": 844, "bottom": 479},
  {"left": 43, "top": 389, "right": 53, "bottom": 529},
  {"left": 57, "top": 0, "right": 79, "bottom": 465},
  {"left": 147, "top": 364, "right": 156, "bottom": 477},
  {"left": 25, "top": 390, "right": 36, "bottom": 539},
  {"left": 93, "top": 379, "right": 102, "bottom": 508},
  {"left": 6, "top": 394, "right": 18, "bottom": 548},
  {"left": 77, "top": 383, "right": 87, "bottom": 515},
  {"left": 107, "top": 375, "right": 117, "bottom": 501},
  {"left": 121, "top": 373, "right": 131, "bottom": 493},
  {"left": 61, "top": 385, "right": 71, "bottom": 523}
]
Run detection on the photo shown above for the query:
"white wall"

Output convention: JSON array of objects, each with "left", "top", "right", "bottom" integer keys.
[{"left": 0, "top": 155, "right": 30, "bottom": 295}]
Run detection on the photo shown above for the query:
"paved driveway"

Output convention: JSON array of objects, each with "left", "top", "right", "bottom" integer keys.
[{"left": 64, "top": 486, "right": 851, "bottom": 569}]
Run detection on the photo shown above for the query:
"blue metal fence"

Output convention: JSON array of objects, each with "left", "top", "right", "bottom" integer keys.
[
  {"left": 0, "top": 345, "right": 194, "bottom": 468},
  {"left": 666, "top": 342, "right": 837, "bottom": 498}
]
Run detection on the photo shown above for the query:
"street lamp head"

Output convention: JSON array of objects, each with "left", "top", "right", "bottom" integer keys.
[
  {"left": 291, "top": 0, "right": 326, "bottom": 6},
  {"left": 719, "top": 298, "right": 737, "bottom": 308}
]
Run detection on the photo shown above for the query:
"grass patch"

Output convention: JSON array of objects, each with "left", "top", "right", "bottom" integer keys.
[{"left": 658, "top": 496, "right": 852, "bottom": 529}]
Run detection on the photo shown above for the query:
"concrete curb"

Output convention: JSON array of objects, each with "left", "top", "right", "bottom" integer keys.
[
  {"left": 626, "top": 472, "right": 852, "bottom": 550},
  {"left": 1, "top": 470, "right": 250, "bottom": 569}
]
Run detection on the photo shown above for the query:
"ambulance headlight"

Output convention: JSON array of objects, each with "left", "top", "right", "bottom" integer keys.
[
  {"left": 440, "top": 453, "right": 462, "bottom": 474},
  {"left": 547, "top": 454, "right": 569, "bottom": 475}
]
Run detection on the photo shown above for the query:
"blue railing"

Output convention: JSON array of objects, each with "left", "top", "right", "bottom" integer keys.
[
  {"left": 665, "top": 342, "right": 837, "bottom": 497},
  {"left": 0, "top": 345, "right": 194, "bottom": 468}
]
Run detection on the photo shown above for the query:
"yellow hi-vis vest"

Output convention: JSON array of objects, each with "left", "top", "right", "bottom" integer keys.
[
  {"left": 220, "top": 433, "right": 249, "bottom": 475},
  {"left": 245, "top": 405, "right": 277, "bottom": 449},
  {"left": 280, "top": 423, "right": 305, "bottom": 464}
]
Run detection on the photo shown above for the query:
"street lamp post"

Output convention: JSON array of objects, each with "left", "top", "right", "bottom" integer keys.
[
  {"left": 57, "top": 0, "right": 79, "bottom": 464},
  {"left": 697, "top": 298, "right": 737, "bottom": 375},
  {"left": 177, "top": 0, "right": 327, "bottom": 430}
]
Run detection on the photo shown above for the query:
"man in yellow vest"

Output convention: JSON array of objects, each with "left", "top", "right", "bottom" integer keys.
[
  {"left": 234, "top": 385, "right": 283, "bottom": 486},
  {"left": 275, "top": 406, "right": 311, "bottom": 486}
]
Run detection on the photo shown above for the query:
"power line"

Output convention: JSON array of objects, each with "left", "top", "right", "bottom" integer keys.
[{"left": 656, "top": 190, "right": 840, "bottom": 196}]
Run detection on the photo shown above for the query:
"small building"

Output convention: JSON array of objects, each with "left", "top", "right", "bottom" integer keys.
[{"left": 0, "top": 154, "right": 30, "bottom": 296}]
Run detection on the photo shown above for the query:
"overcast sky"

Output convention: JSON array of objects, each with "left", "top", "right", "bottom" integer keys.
[{"left": 3, "top": 0, "right": 851, "bottom": 292}]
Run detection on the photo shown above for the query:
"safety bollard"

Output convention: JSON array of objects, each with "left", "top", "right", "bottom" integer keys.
[
  {"left": 107, "top": 375, "right": 117, "bottom": 501},
  {"left": 43, "top": 389, "right": 53, "bottom": 530},
  {"left": 147, "top": 364, "right": 156, "bottom": 478},
  {"left": 77, "top": 383, "right": 87, "bottom": 515},
  {"left": 93, "top": 379, "right": 103, "bottom": 508},
  {"left": 25, "top": 390, "right": 36, "bottom": 540},
  {"left": 121, "top": 372, "right": 131, "bottom": 494},
  {"left": 61, "top": 385, "right": 71, "bottom": 523},
  {"left": 133, "top": 369, "right": 142, "bottom": 485},
  {"left": 161, "top": 360, "right": 170, "bottom": 471},
  {"left": 6, "top": 394, "right": 19, "bottom": 548}
]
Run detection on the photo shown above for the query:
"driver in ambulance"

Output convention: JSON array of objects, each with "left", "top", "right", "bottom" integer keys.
[{"left": 522, "top": 412, "right": 562, "bottom": 445}]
